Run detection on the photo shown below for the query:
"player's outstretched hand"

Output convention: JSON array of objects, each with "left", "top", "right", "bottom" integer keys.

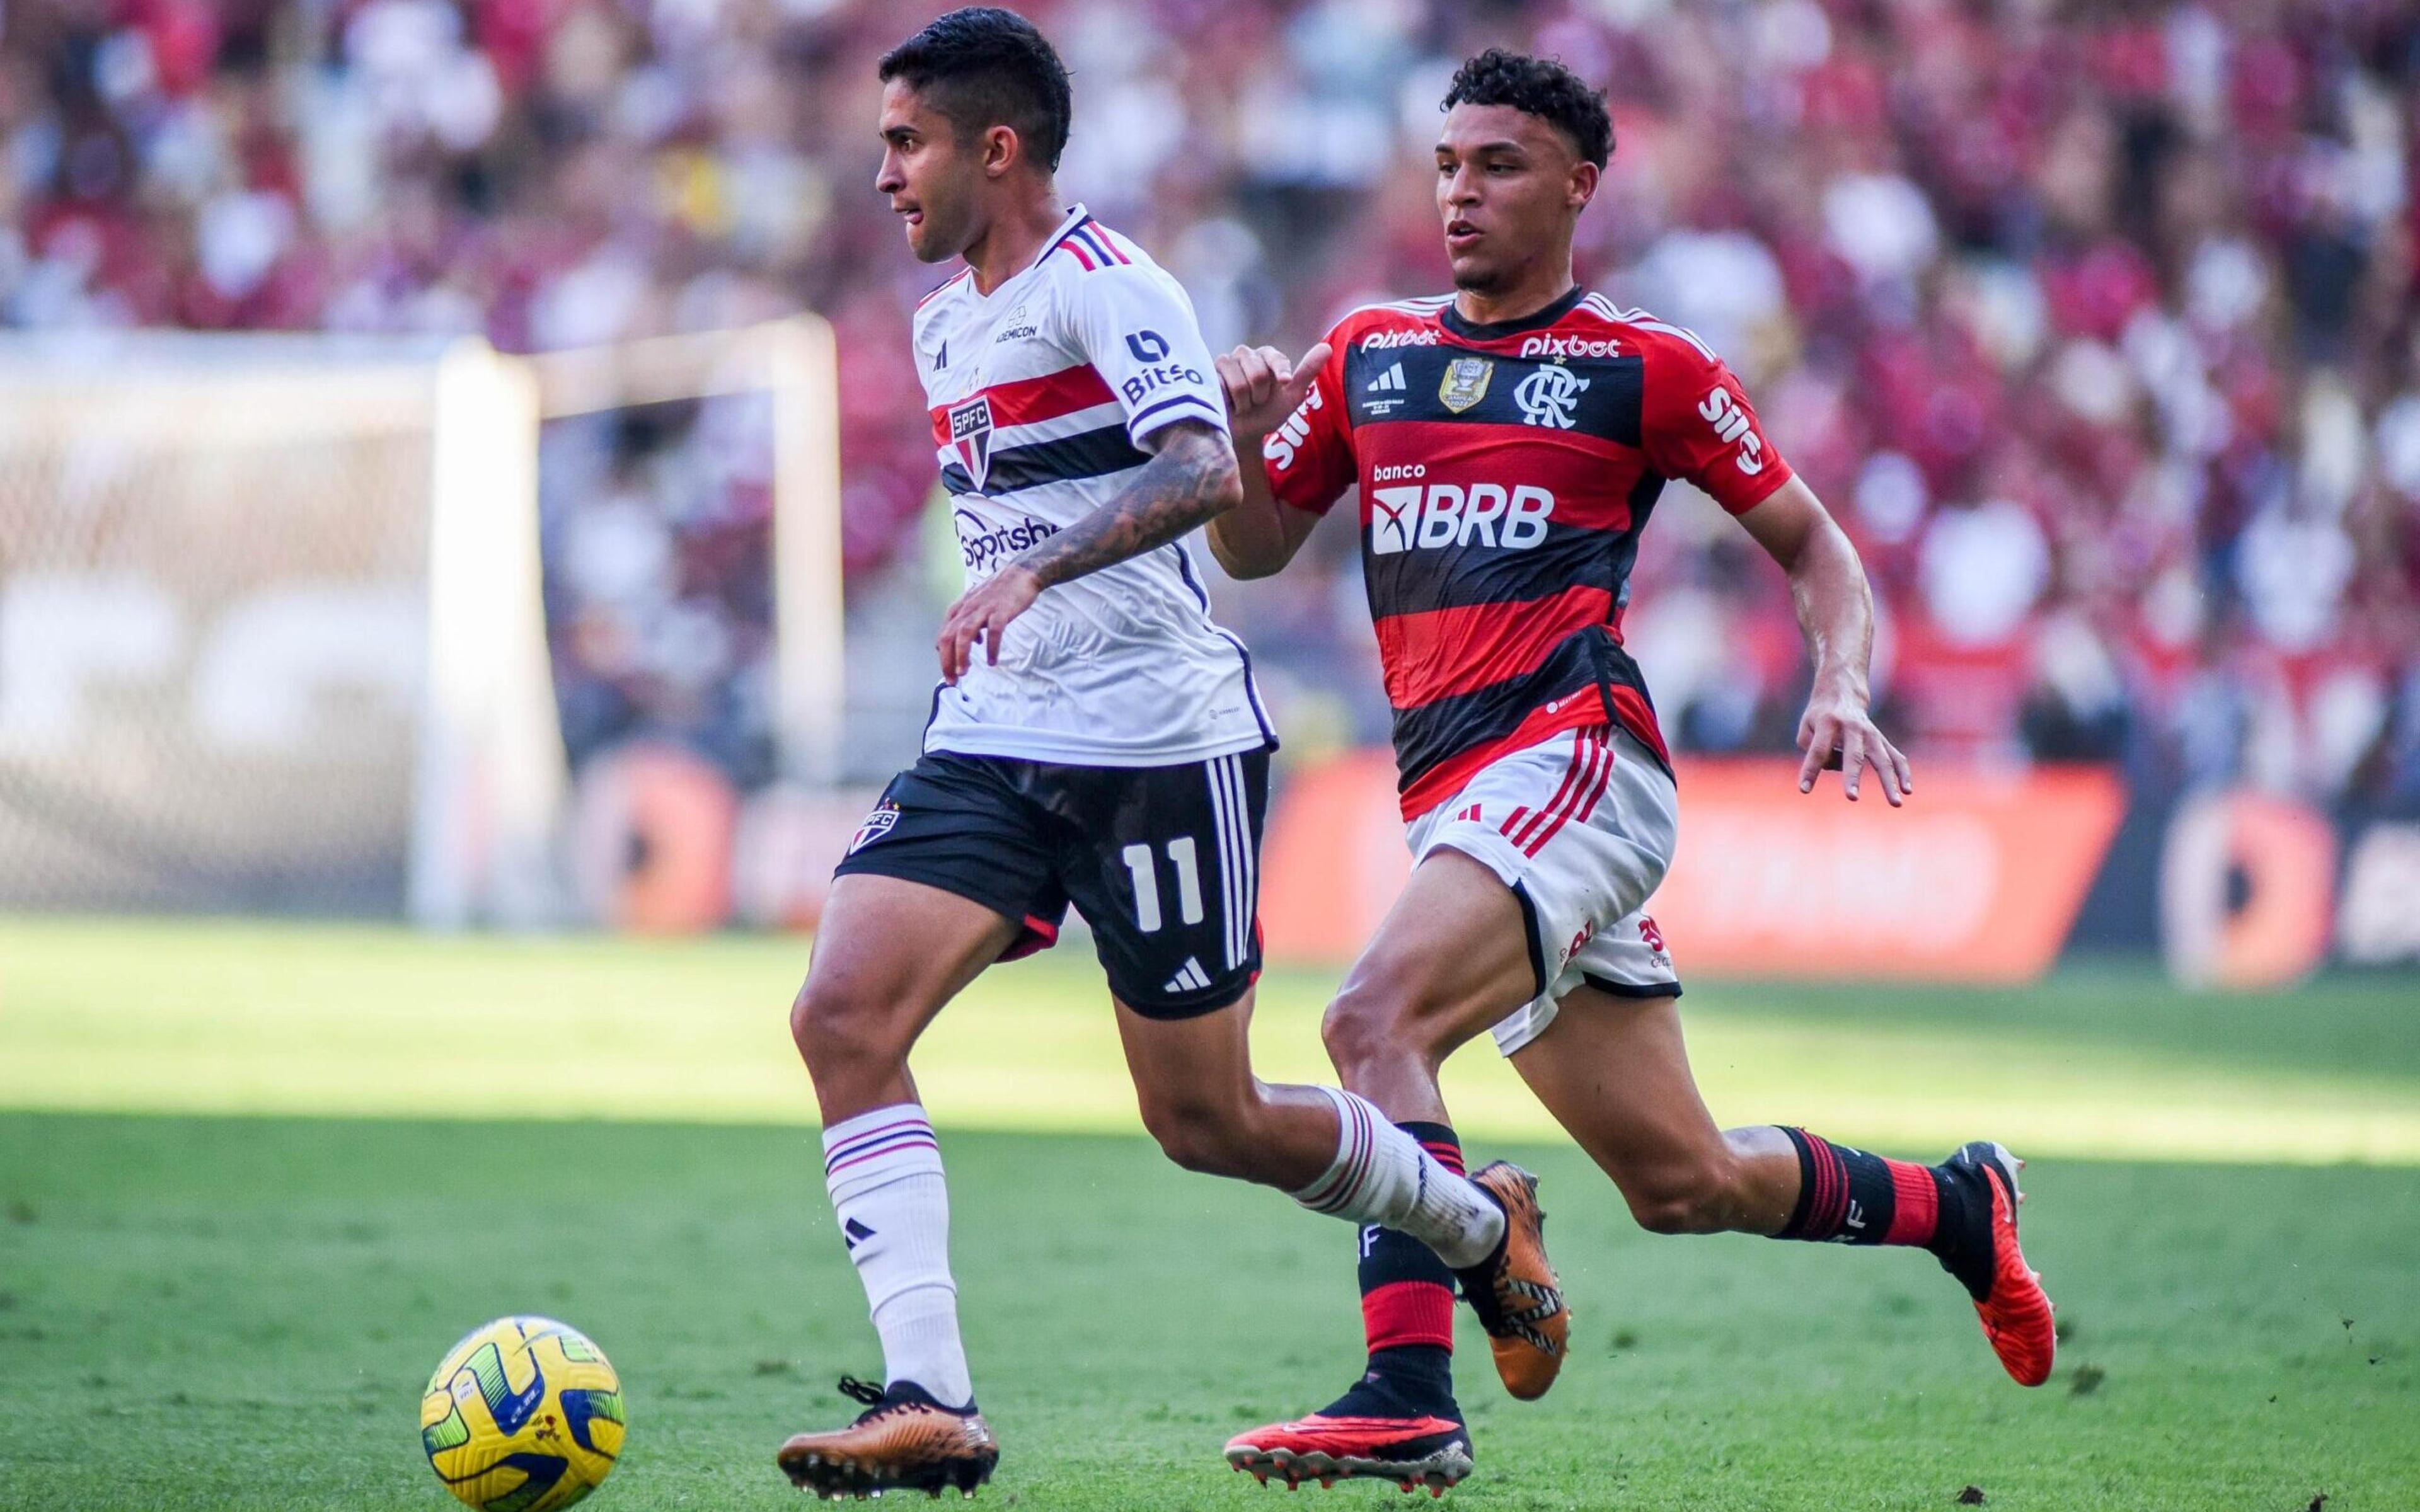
[
  {"left": 1216, "top": 341, "right": 1331, "bottom": 442},
  {"left": 1795, "top": 686, "right": 1913, "bottom": 806},
  {"left": 936, "top": 563, "right": 1044, "bottom": 684}
]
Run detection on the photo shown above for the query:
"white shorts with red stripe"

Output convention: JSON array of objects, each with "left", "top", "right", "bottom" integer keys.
[{"left": 1403, "top": 723, "right": 1681, "bottom": 1057}]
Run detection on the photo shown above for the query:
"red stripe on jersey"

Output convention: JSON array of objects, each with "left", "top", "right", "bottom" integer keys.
[
  {"left": 1059, "top": 235, "right": 1096, "bottom": 271},
  {"left": 1376, "top": 585, "right": 1617, "bottom": 710},
  {"left": 1096, "top": 225, "right": 1131, "bottom": 264},
  {"left": 927, "top": 363, "right": 1116, "bottom": 442}
]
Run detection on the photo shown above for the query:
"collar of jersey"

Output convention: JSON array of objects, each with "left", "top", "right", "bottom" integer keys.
[
  {"left": 1437, "top": 284, "right": 1588, "bottom": 342},
  {"left": 964, "top": 203, "right": 1092, "bottom": 303}
]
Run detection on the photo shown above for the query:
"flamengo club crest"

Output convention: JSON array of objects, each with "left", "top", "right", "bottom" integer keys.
[
  {"left": 1438, "top": 356, "right": 1494, "bottom": 413},
  {"left": 1514, "top": 364, "right": 1589, "bottom": 428},
  {"left": 948, "top": 395, "right": 995, "bottom": 491}
]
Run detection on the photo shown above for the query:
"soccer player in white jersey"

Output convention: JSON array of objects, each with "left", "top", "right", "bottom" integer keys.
[{"left": 773, "top": 11, "right": 1558, "bottom": 1499}]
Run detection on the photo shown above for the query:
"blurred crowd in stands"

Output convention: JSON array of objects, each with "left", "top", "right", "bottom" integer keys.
[{"left": 6, "top": 0, "right": 2417, "bottom": 801}]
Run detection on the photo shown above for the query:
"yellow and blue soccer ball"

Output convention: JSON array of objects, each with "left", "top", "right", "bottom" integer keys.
[{"left": 420, "top": 1316, "right": 626, "bottom": 1511}]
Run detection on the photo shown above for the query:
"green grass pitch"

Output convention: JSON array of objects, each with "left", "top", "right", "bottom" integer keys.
[{"left": 1, "top": 919, "right": 2416, "bottom": 1509}]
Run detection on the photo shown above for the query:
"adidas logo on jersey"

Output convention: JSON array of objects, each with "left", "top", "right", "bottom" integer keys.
[
  {"left": 1164, "top": 957, "right": 1213, "bottom": 994},
  {"left": 1365, "top": 363, "right": 1406, "bottom": 392}
]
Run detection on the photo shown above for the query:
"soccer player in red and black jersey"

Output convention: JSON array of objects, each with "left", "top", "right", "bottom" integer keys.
[{"left": 1207, "top": 49, "right": 2057, "bottom": 1492}]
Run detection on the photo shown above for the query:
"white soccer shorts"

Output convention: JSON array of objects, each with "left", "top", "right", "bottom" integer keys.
[{"left": 1403, "top": 723, "right": 1681, "bottom": 1057}]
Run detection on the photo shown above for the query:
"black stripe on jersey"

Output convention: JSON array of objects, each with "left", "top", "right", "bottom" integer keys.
[
  {"left": 1612, "top": 471, "right": 1666, "bottom": 614},
  {"left": 940, "top": 422, "right": 1148, "bottom": 496},
  {"left": 1388, "top": 629, "right": 1652, "bottom": 793},
  {"left": 1363, "top": 517, "right": 1622, "bottom": 619},
  {"left": 1341, "top": 343, "right": 1644, "bottom": 442}
]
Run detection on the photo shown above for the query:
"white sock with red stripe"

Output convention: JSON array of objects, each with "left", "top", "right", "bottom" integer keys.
[
  {"left": 1289, "top": 1086, "right": 1506, "bottom": 1269},
  {"left": 821, "top": 1104, "right": 972, "bottom": 1409}
]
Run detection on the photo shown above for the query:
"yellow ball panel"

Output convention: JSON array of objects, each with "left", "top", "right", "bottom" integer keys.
[{"left": 421, "top": 1317, "right": 624, "bottom": 1512}]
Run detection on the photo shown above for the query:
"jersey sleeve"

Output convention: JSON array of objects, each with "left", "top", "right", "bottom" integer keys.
[
  {"left": 1062, "top": 263, "right": 1233, "bottom": 449},
  {"left": 1637, "top": 329, "right": 1794, "bottom": 515},
  {"left": 1259, "top": 329, "right": 1354, "bottom": 516}
]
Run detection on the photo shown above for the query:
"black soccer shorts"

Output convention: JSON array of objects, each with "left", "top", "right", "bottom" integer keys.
[{"left": 831, "top": 747, "right": 1270, "bottom": 1017}]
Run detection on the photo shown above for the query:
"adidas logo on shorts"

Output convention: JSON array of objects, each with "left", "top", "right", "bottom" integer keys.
[{"left": 1164, "top": 957, "right": 1212, "bottom": 994}]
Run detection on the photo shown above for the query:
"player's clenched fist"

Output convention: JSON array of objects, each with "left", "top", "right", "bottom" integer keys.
[{"left": 1216, "top": 341, "right": 1330, "bottom": 442}]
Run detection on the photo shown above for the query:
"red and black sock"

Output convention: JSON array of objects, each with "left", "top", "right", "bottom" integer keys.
[
  {"left": 1776, "top": 1128, "right": 1990, "bottom": 1297},
  {"left": 1322, "top": 1120, "right": 1463, "bottom": 1419}
]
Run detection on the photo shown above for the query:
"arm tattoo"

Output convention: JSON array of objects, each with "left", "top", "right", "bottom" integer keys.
[{"left": 1010, "top": 420, "right": 1239, "bottom": 589}]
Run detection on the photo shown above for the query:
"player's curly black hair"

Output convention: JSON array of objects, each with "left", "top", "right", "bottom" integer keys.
[
  {"left": 1442, "top": 48, "right": 1613, "bottom": 169},
  {"left": 879, "top": 8, "right": 1073, "bottom": 173}
]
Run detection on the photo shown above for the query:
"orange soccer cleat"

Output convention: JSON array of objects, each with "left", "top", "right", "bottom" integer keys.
[
  {"left": 1224, "top": 1410, "right": 1472, "bottom": 1496},
  {"left": 776, "top": 1377, "right": 1000, "bottom": 1500},
  {"left": 1456, "top": 1162, "right": 1568, "bottom": 1400},
  {"left": 1949, "top": 1142, "right": 2056, "bottom": 1387}
]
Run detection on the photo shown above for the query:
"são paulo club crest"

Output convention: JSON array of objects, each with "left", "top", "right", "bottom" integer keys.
[
  {"left": 1438, "top": 356, "right": 1494, "bottom": 413},
  {"left": 947, "top": 394, "right": 995, "bottom": 491},
  {"left": 848, "top": 800, "right": 901, "bottom": 854}
]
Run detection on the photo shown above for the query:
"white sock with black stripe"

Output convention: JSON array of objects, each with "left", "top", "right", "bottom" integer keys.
[
  {"left": 1289, "top": 1085, "right": 1505, "bottom": 1269},
  {"left": 822, "top": 1104, "right": 973, "bottom": 1409}
]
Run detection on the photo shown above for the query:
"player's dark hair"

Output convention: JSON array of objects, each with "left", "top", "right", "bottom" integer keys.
[
  {"left": 878, "top": 8, "right": 1073, "bottom": 173},
  {"left": 1442, "top": 48, "right": 1613, "bottom": 169}
]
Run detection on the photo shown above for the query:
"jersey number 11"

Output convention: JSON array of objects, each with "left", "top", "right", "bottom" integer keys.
[{"left": 1121, "top": 839, "right": 1204, "bottom": 933}]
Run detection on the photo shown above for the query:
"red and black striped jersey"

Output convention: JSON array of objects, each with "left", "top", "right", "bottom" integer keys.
[{"left": 1262, "top": 287, "right": 1793, "bottom": 819}]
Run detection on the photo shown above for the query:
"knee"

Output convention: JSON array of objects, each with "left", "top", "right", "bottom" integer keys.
[
  {"left": 1320, "top": 973, "right": 1437, "bottom": 1079},
  {"left": 789, "top": 972, "right": 905, "bottom": 1077},
  {"left": 1136, "top": 1095, "right": 1258, "bottom": 1180},
  {"left": 1620, "top": 1155, "right": 1741, "bottom": 1236}
]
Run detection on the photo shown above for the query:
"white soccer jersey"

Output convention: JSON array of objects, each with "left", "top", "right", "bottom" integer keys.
[{"left": 913, "top": 204, "right": 1272, "bottom": 766}]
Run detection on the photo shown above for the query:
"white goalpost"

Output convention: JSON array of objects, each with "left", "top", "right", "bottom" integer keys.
[{"left": 0, "top": 320, "right": 841, "bottom": 925}]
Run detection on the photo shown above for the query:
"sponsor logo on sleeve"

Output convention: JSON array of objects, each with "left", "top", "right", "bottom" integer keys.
[
  {"left": 1697, "top": 387, "right": 1766, "bottom": 474},
  {"left": 1119, "top": 328, "right": 1204, "bottom": 406},
  {"left": 1263, "top": 382, "right": 1325, "bottom": 471}
]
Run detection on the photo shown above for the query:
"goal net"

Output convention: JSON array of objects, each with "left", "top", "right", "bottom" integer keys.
[{"left": 0, "top": 321, "right": 838, "bottom": 924}]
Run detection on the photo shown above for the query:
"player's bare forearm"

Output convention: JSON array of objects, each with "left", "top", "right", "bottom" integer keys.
[
  {"left": 1013, "top": 419, "right": 1242, "bottom": 588},
  {"left": 1206, "top": 340, "right": 1330, "bottom": 578},
  {"left": 1736, "top": 478, "right": 1912, "bottom": 804},
  {"left": 1205, "top": 443, "right": 1298, "bottom": 579}
]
